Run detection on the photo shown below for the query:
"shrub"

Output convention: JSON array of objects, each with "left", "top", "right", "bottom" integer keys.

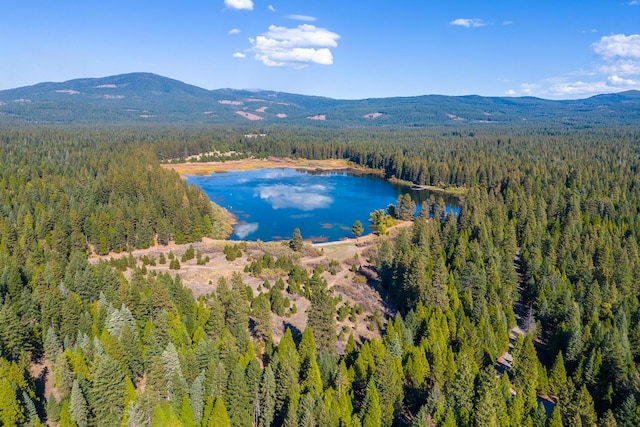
[{"left": 224, "top": 244, "right": 242, "bottom": 261}]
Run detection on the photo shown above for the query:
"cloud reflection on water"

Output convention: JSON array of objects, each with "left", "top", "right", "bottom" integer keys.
[
  {"left": 234, "top": 222, "right": 259, "bottom": 239},
  {"left": 264, "top": 170, "right": 295, "bottom": 179},
  {"left": 256, "top": 184, "right": 333, "bottom": 211}
]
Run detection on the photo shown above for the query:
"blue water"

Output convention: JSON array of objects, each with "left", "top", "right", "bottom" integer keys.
[{"left": 188, "top": 168, "right": 460, "bottom": 242}]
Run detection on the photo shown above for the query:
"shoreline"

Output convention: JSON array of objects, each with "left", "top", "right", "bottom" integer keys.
[
  {"left": 158, "top": 157, "right": 460, "bottom": 252},
  {"left": 87, "top": 221, "right": 413, "bottom": 263},
  {"left": 387, "top": 176, "right": 466, "bottom": 198},
  {"left": 161, "top": 156, "right": 380, "bottom": 177},
  {"left": 163, "top": 156, "right": 464, "bottom": 198}
]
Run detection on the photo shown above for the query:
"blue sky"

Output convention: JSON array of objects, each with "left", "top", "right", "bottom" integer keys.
[{"left": 1, "top": 0, "right": 639, "bottom": 99}]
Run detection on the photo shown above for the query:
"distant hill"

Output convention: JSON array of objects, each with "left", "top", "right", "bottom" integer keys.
[{"left": 1, "top": 72, "right": 639, "bottom": 126}]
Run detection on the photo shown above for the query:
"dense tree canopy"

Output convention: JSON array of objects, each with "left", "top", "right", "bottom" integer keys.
[{"left": 0, "top": 125, "right": 640, "bottom": 426}]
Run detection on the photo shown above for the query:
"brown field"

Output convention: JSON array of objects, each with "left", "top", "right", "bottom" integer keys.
[
  {"left": 162, "top": 156, "right": 379, "bottom": 176},
  {"left": 235, "top": 111, "right": 264, "bottom": 120},
  {"left": 91, "top": 222, "right": 412, "bottom": 347}
]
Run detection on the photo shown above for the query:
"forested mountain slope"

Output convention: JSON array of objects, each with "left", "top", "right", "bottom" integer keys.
[{"left": 1, "top": 72, "right": 639, "bottom": 126}]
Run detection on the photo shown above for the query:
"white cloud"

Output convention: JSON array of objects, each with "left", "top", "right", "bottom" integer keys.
[
  {"left": 503, "top": 20, "right": 513, "bottom": 26},
  {"left": 547, "top": 80, "right": 612, "bottom": 96},
  {"left": 229, "top": 28, "right": 241, "bottom": 35},
  {"left": 512, "top": 76, "right": 640, "bottom": 98},
  {"left": 630, "top": 1, "right": 640, "bottom": 5},
  {"left": 508, "top": 33, "right": 640, "bottom": 98},
  {"left": 592, "top": 34, "right": 640, "bottom": 59},
  {"left": 520, "top": 83, "right": 541, "bottom": 95},
  {"left": 597, "top": 60, "right": 640, "bottom": 76},
  {"left": 567, "top": 68, "right": 599, "bottom": 77},
  {"left": 286, "top": 14, "right": 317, "bottom": 22},
  {"left": 251, "top": 24, "right": 340, "bottom": 67},
  {"left": 593, "top": 34, "right": 640, "bottom": 77},
  {"left": 450, "top": 18, "right": 487, "bottom": 28},
  {"left": 224, "top": 0, "right": 253, "bottom": 10},
  {"left": 233, "top": 52, "right": 246, "bottom": 58},
  {"left": 268, "top": 5, "right": 276, "bottom": 12},
  {"left": 608, "top": 75, "right": 640, "bottom": 86}
]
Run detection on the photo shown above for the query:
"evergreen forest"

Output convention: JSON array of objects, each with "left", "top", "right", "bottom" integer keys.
[{"left": 1, "top": 124, "right": 640, "bottom": 427}]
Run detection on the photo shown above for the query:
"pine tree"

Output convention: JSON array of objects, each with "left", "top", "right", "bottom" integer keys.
[
  {"left": 121, "top": 322, "right": 143, "bottom": 379},
  {"left": 205, "top": 298, "right": 225, "bottom": 340},
  {"left": 227, "top": 273, "right": 250, "bottom": 351},
  {"left": 54, "top": 351, "right": 74, "bottom": 396},
  {"left": 513, "top": 334, "right": 539, "bottom": 412},
  {"left": 449, "top": 351, "right": 477, "bottom": 418},
  {"left": 375, "top": 352, "right": 403, "bottom": 426},
  {"left": 145, "top": 355, "right": 168, "bottom": 404},
  {"left": 44, "top": 326, "right": 62, "bottom": 361},
  {"left": 549, "top": 351, "right": 567, "bottom": 397},
  {"left": 334, "top": 360, "right": 354, "bottom": 424},
  {"left": 269, "top": 286, "right": 285, "bottom": 316},
  {"left": 411, "top": 405, "right": 431, "bottom": 427},
  {"left": 208, "top": 397, "right": 231, "bottom": 427},
  {"left": 70, "top": 380, "right": 89, "bottom": 427},
  {"left": 162, "top": 342, "right": 183, "bottom": 381},
  {"left": 404, "top": 347, "right": 429, "bottom": 406},
  {"left": 548, "top": 407, "right": 563, "bottom": 427},
  {"left": 91, "top": 356, "right": 125, "bottom": 426},
  {"left": 0, "top": 301, "right": 29, "bottom": 360},
  {"left": 577, "top": 385, "right": 597, "bottom": 427},
  {"left": 396, "top": 193, "right": 417, "bottom": 220},
  {"left": 124, "top": 403, "right": 146, "bottom": 427},
  {"left": 290, "top": 228, "right": 303, "bottom": 252},
  {"left": 299, "top": 327, "right": 323, "bottom": 395},
  {"left": 615, "top": 394, "right": 637, "bottom": 427},
  {"left": 441, "top": 406, "right": 457, "bottom": 427},
  {"left": 474, "top": 368, "right": 500, "bottom": 427},
  {"left": 430, "top": 253, "right": 449, "bottom": 310},
  {"left": 361, "top": 380, "right": 382, "bottom": 427},
  {"left": 307, "top": 288, "right": 337, "bottom": 354},
  {"left": 60, "top": 291, "right": 84, "bottom": 345},
  {"left": 282, "top": 386, "right": 300, "bottom": 427},
  {"left": 252, "top": 293, "right": 272, "bottom": 343},
  {"left": 531, "top": 401, "right": 547, "bottom": 427},
  {"left": 259, "top": 366, "right": 276, "bottom": 427},
  {"left": 225, "top": 363, "right": 252, "bottom": 427},
  {"left": 168, "top": 370, "right": 189, "bottom": 415},
  {"left": 190, "top": 370, "right": 205, "bottom": 425},
  {"left": 352, "top": 220, "right": 364, "bottom": 239},
  {"left": 180, "top": 395, "right": 196, "bottom": 427},
  {"left": 123, "top": 376, "right": 137, "bottom": 411},
  {"left": 208, "top": 361, "right": 227, "bottom": 403},
  {"left": 246, "top": 357, "right": 262, "bottom": 427},
  {"left": 0, "top": 378, "right": 24, "bottom": 427},
  {"left": 298, "top": 393, "right": 316, "bottom": 427}
]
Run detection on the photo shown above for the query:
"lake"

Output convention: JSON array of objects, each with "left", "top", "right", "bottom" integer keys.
[{"left": 187, "top": 168, "right": 460, "bottom": 242}]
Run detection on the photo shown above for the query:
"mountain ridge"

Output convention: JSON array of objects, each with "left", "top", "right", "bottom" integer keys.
[{"left": 1, "top": 72, "right": 638, "bottom": 126}]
